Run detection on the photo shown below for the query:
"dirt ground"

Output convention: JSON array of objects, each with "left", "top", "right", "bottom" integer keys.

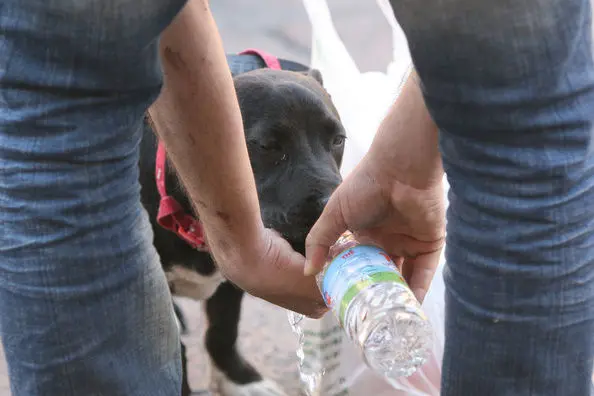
[{"left": 0, "top": 1, "right": 391, "bottom": 395}]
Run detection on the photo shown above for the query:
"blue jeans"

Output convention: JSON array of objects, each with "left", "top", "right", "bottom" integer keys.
[
  {"left": 0, "top": 0, "right": 187, "bottom": 395},
  {"left": 389, "top": 0, "right": 594, "bottom": 394}
]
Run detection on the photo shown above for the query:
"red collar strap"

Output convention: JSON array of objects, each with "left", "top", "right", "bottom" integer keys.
[
  {"left": 238, "top": 48, "right": 282, "bottom": 70},
  {"left": 155, "top": 48, "right": 282, "bottom": 250},
  {"left": 155, "top": 143, "right": 209, "bottom": 251}
]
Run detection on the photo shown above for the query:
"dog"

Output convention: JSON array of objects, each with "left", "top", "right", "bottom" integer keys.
[{"left": 138, "top": 50, "right": 345, "bottom": 396}]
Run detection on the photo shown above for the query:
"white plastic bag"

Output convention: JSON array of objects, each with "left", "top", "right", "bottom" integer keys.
[
  {"left": 304, "top": 0, "right": 413, "bottom": 178},
  {"left": 293, "top": 1, "right": 447, "bottom": 395}
]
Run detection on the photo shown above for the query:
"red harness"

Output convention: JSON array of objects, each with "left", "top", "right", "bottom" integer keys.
[{"left": 155, "top": 48, "right": 282, "bottom": 251}]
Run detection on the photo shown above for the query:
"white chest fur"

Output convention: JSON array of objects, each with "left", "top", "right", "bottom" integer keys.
[{"left": 166, "top": 264, "right": 225, "bottom": 301}]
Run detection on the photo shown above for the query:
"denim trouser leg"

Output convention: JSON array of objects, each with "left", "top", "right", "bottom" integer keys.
[
  {"left": 390, "top": 0, "right": 594, "bottom": 394},
  {"left": 0, "top": 1, "right": 188, "bottom": 395}
]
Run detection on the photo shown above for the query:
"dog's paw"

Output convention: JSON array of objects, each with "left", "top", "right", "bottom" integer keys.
[
  {"left": 218, "top": 379, "right": 289, "bottom": 396},
  {"left": 209, "top": 356, "right": 288, "bottom": 396}
]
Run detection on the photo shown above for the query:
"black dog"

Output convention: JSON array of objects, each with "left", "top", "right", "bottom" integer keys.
[{"left": 138, "top": 52, "right": 345, "bottom": 396}]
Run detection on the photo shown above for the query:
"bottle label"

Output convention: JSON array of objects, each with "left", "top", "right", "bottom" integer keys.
[{"left": 321, "top": 245, "right": 408, "bottom": 325}]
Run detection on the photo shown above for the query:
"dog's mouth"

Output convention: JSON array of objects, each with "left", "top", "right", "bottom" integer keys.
[{"left": 262, "top": 209, "right": 323, "bottom": 255}]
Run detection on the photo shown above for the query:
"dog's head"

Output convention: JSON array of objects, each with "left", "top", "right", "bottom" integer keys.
[{"left": 234, "top": 68, "right": 345, "bottom": 254}]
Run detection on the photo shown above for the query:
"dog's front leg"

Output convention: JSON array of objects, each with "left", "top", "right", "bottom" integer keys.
[
  {"left": 205, "top": 281, "right": 261, "bottom": 387},
  {"left": 205, "top": 281, "right": 287, "bottom": 396}
]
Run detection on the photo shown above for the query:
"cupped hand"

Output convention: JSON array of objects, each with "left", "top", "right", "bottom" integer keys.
[
  {"left": 304, "top": 155, "right": 446, "bottom": 302},
  {"left": 214, "top": 226, "right": 329, "bottom": 319}
]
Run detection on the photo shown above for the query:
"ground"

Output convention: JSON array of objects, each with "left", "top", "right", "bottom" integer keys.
[{"left": 0, "top": 1, "right": 391, "bottom": 394}]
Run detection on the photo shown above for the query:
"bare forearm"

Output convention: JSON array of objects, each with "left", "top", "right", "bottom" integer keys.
[
  {"left": 367, "top": 69, "right": 443, "bottom": 189},
  {"left": 148, "top": 0, "right": 262, "bottom": 258}
]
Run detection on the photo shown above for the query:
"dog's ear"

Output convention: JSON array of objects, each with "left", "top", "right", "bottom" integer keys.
[
  {"left": 307, "top": 69, "right": 324, "bottom": 86},
  {"left": 299, "top": 68, "right": 324, "bottom": 87}
]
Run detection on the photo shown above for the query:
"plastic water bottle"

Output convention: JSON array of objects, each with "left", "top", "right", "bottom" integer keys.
[{"left": 290, "top": 231, "right": 432, "bottom": 391}]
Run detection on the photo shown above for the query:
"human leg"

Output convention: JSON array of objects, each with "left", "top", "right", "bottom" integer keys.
[
  {"left": 389, "top": 0, "right": 594, "bottom": 394},
  {"left": 0, "top": 0, "right": 188, "bottom": 394}
]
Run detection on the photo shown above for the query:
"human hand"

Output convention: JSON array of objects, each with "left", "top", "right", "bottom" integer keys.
[
  {"left": 305, "top": 69, "right": 445, "bottom": 302},
  {"left": 304, "top": 154, "right": 445, "bottom": 303},
  {"left": 209, "top": 225, "right": 328, "bottom": 319}
]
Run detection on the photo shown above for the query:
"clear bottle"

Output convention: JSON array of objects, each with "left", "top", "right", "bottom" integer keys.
[{"left": 290, "top": 231, "right": 432, "bottom": 391}]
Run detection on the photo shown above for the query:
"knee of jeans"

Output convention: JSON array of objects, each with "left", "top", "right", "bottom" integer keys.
[{"left": 441, "top": 155, "right": 594, "bottom": 320}]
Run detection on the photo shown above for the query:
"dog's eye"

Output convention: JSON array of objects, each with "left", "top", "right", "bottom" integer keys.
[
  {"left": 332, "top": 135, "right": 346, "bottom": 147},
  {"left": 259, "top": 142, "right": 282, "bottom": 152}
]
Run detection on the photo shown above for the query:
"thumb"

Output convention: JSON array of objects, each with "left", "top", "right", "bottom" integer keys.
[
  {"left": 402, "top": 247, "right": 443, "bottom": 303},
  {"left": 304, "top": 193, "right": 348, "bottom": 276}
]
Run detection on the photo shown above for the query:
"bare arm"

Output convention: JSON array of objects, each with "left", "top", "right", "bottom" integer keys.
[
  {"left": 149, "top": 0, "right": 263, "bottom": 266},
  {"left": 366, "top": 69, "right": 443, "bottom": 189},
  {"left": 147, "top": 0, "right": 326, "bottom": 317}
]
